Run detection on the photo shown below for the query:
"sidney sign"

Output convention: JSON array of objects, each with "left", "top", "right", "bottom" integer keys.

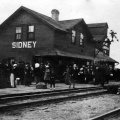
[{"left": 12, "top": 41, "right": 37, "bottom": 48}]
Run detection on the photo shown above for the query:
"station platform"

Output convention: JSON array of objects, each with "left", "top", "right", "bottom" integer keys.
[{"left": 0, "top": 81, "right": 120, "bottom": 96}]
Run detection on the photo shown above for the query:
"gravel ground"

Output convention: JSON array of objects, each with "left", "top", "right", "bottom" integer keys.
[{"left": 0, "top": 94, "right": 120, "bottom": 120}]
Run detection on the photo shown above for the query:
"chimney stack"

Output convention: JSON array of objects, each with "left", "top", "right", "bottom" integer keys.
[{"left": 51, "top": 9, "right": 59, "bottom": 21}]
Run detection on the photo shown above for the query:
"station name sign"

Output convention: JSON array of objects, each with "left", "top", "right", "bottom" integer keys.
[{"left": 12, "top": 41, "right": 37, "bottom": 48}]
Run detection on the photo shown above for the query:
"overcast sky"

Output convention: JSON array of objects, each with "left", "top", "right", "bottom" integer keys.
[{"left": 0, "top": 0, "right": 120, "bottom": 68}]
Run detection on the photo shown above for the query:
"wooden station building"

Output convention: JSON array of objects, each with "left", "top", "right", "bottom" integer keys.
[{"left": 0, "top": 6, "right": 118, "bottom": 70}]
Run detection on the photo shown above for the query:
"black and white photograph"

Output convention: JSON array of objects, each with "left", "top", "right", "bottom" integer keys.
[{"left": 0, "top": 0, "right": 120, "bottom": 119}]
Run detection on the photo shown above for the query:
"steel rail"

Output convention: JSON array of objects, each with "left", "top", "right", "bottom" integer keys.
[
  {"left": 0, "top": 87, "right": 103, "bottom": 103},
  {"left": 0, "top": 86, "right": 101, "bottom": 98},
  {"left": 90, "top": 108, "right": 120, "bottom": 120},
  {"left": 0, "top": 90, "right": 107, "bottom": 112}
]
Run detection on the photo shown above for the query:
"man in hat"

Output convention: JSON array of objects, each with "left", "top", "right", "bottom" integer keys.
[
  {"left": 34, "top": 63, "right": 40, "bottom": 84},
  {"left": 39, "top": 63, "right": 45, "bottom": 82}
]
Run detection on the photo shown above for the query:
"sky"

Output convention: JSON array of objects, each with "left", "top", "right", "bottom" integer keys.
[{"left": 0, "top": 0, "right": 120, "bottom": 68}]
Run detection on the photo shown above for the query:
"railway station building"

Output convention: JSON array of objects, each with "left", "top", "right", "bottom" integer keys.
[{"left": 0, "top": 6, "right": 118, "bottom": 72}]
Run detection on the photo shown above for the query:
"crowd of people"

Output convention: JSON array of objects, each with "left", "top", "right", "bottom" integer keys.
[
  {"left": 0, "top": 60, "right": 57, "bottom": 89},
  {"left": 63, "top": 63, "right": 116, "bottom": 87},
  {"left": 0, "top": 59, "right": 119, "bottom": 89}
]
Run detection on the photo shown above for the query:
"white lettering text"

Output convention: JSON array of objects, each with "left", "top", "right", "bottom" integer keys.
[{"left": 12, "top": 41, "right": 37, "bottom": 48}]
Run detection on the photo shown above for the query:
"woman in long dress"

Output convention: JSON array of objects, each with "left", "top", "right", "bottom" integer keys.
[
  {"left": 10, "top": 64, "right": 17, "bottom": 88},
  {"left": 44, "top": 65, "right": 50, "bottom": 87}
]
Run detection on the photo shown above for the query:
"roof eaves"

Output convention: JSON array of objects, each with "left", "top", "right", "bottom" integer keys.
[
  {"left": 95, "top": 51, "right": 118, "bottom": 63},
  {"left": 0, "top": 6, "right": 23, "bottom": 28},
  {"left": 87, "top": 23, "right": 108, "bottom": 28}
]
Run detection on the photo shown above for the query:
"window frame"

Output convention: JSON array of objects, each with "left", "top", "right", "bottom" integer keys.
[
  {"left": 27, "top": 25, "right": 35, "bottom": 40},
  {"left": 71, "top": 30, "right": 76, "bottom": 44},
  {"left": 79, "top": 33, "right": 84, "bottom": 46},
  {"left": 103, "top": 49, "right": 107, "bottom": 54},
  {"left": 15, "top": 26, "right": 22, "bottom": 40}
]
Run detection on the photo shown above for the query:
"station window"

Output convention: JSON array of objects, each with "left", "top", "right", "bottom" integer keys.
[
  {"left": 15, "top": 27, "right": 22, "bottom": 40},
  {"left": 79, "top": 33, "right": 84, "bottom": 46},
  {"left": 27, "top": 25, "right": 35, "bottom": 40},
  {"left": 71, "top": 30, "right": 76, "bottom": 44},
  {"left": 87, "top": 62, "right": 90, "bottom": 65},
  {"left": 103, "top": 50, "right": 107, "bottom": 54},
  {"left": 104, "top": 38, "right": 109, "bottom": 47}
]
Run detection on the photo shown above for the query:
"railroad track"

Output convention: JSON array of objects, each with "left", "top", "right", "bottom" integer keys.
[
  {"left": 0, "top": 87, "right": 103, "bottom": 103},
  {"left": 90, "top": 108, "right": 120, "bottom": 120},
  {"left": 0, "top": 87, "right": 107, "bottom": 111},
  {"left": 0, "top": 86, "right": 103, "bottom": 98}
]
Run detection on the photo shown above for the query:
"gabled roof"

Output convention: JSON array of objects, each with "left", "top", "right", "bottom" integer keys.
[
  {"left": 59, "top": 19, "right": 83, "bottom": 29},
  {"left": 0, "top": 6, "right": 67, "bottom": 32},
  {"left": 87, "top": 23, "right": 108, "bottom": 42},
  {"left": 0, "top": 6, "right": 92, "bottom": 37},
  {"left": 87, "top": 23, "right": 108, "bottom": 28},
  {"left": 59, "top": 18, "right": 93, "bottom": 39}
]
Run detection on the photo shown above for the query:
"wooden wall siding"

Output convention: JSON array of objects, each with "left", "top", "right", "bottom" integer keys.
[
  {"left": 0, "top": 10, "right": 55, "bottom": 62},
  {"left": 10, "top": 10, "right": 40, "bottom": 25},
  {"left": 0, "top": 10, "right": 95, "bottom": 63},
  {"left": 54, "top": 22, "right": 95, "bottom": 57}
]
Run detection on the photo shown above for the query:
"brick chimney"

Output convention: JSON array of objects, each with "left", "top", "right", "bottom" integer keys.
[{"left": 51, "top": 9, "right": 59, "bottom": 21}]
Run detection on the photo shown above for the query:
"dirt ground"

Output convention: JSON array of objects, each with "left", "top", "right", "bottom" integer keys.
[{"left": 0, "top": 94, "right": 120, "bottom": 120}]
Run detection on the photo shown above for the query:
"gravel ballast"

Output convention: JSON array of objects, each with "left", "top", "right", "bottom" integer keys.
[{"left": 0, "top": 94, "right": 120, "bottom": 120}]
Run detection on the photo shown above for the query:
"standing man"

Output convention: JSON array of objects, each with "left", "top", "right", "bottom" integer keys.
[
  {"left": 50, "top": 67, "right": 56, "bottom": 89},
  {"left": 39, "top": 63, "right": 45, "bottom": 82},
  {"left": 71, "top": 64, "right": 78, "bottom": 88},
  {"left": 34, "top": 63, "right": 40, "bottom": 84},
  {"left": 79, "top": 65, "right": 84, "bottom": 83},
  {"left": 94, "top": 65, "right": 100, "bottom": 85},
  {"left": 100, "top": 64, "right": 106, "bottom": 87},
  {"left": 24, "top": 63, "right": 31, "bottom": 86}
]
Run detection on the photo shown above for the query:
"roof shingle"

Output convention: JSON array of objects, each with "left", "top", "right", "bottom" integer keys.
[{"left": 87, "top": 23, "right": 108, "bottom": 28}]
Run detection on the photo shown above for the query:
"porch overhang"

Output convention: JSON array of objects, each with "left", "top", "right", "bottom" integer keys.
[
  {"left": 95, "top": 52, "right": 118, "bottom": 63},
  {"left": 35, "top": 49, "right": 118, "bottom": 63},
  {"left": 35, "top": 49, "right": 94, "bottom": 61}
]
